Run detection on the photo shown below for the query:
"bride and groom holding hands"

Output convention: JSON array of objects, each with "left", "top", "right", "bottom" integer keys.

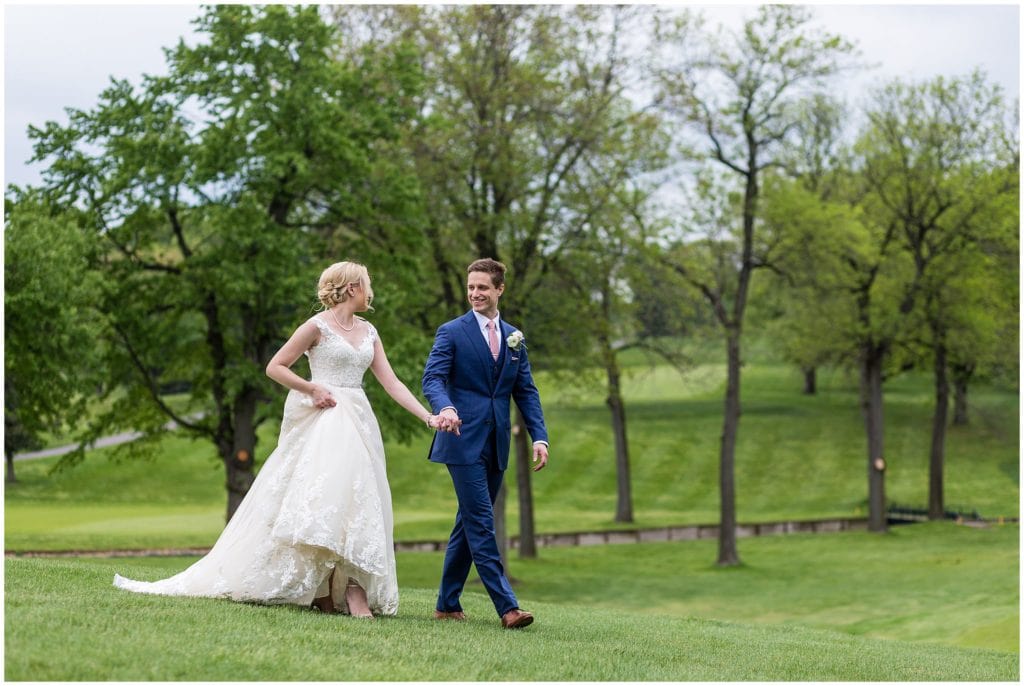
[{"left": 114, "top": 258, "right": 548, "bottom": 630}]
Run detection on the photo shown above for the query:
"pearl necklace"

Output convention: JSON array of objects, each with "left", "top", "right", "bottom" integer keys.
[{"left": 330, "top": 309, "right": 356, "bottom": 332}]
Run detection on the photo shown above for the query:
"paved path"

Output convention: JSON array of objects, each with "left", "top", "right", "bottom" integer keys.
[
  {"left": 7, "top": 514, "right": 1012, "bottom": 559},
  {"left": 14, "top": 416, "right": 203, "bottom": 461}
]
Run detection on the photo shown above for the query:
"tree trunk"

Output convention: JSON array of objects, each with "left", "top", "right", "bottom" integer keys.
[
  {"left": 928, "top": 338, "right": 949, "bottom": 520},
  {"left": 951, "top": 362, "right": 973, "bottom": 426},
  {"left": 5, "top": 450, "right": 16, "bottom": 483},
  {"left": 223, "top": 388, "right": 258, "bottom": 522},
  {"left": 712, "top": 124, "right": 758, "bottom": 568},
  {"left": 717, "top": 330, "right": 742, "bottom": 566},
  {"left": 513, "top": 407, "right": 536, "bottom": 558},
  {"left": 201, "top": 291, "right": 249, "bottom": 521},
  {"left": 605, "top": 353, "right": 633, "bottom": 523},
  {"left": 859, "top": 342, "right": 888, "bottom": 533},
  {"left": 802, "top": 367, "right": 817, "bottom": 395}
]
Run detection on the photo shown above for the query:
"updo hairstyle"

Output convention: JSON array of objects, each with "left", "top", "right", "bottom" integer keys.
[{"left": 317, "top": 261, "right": 374, "bottom": 310}]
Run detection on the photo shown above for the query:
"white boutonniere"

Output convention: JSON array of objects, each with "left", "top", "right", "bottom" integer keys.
[{"left": 506, "top": 330, "right": 525, "bottom": 352}]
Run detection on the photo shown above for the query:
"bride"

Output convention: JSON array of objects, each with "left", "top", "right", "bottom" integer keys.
[{"left": 114, "top": 261, "right": 457, "bottom": 618}]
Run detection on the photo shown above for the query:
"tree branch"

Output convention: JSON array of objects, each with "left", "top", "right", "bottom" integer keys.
[{"left": 111, "top": 323, "right": 212, "bottom": 437}]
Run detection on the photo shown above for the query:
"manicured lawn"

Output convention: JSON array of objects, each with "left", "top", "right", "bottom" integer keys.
[
  {"left": 6, "top": 363, "right": 1017, "bottom": 550},
  {"left": 11, "top": 522, "right": 1013, "bottom": 652},
  {"left": 398, "top": 521, "right": 1020, "bottom": 654},
  {"left": 5, "top": 354, "right": 1017, "bottom": 680},
  {"left": 5, "top": 532, "right": 1018, "bottom": 681}
]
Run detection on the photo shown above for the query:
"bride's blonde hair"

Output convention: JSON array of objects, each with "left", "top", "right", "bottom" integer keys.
[{"left": 317, "top": 261, "right": 374, "bottom": 311}]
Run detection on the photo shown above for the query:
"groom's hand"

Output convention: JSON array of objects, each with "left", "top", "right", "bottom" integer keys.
[
  {"left": 438, "top": 407, "right": 461, "bottom": 436},
  {"left": 532, "top": 443, "right": 548, "bottom": 472}
]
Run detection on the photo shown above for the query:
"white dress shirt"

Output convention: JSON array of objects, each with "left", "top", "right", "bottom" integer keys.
[{"left": 472, "top": 310, "right": 501, "bottom": 347}]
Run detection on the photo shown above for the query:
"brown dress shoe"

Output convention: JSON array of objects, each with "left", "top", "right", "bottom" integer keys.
[
  {"left": 501, "top": 608, "right": 534, "bottom": 629},
  {"left": 433, "top": 610, "right": 467, "bottom": 621}
]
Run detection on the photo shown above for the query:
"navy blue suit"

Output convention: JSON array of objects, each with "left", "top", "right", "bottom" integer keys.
[{"left": 423, "top": 311, "right": 548, "bottom": 616}]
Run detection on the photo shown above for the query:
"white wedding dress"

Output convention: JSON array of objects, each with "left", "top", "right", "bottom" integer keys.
[{"left": 113, "top": 317, "right": 399, "bottom": 615}]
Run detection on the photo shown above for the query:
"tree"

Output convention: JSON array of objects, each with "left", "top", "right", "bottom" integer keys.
[
  {"left": 335, "top": 4, "right": 661, "bottom": 561},
  {"left": 760, "top": 165, "right": 917, "bottom": 533},
  {"left": 857, "top": 72, "right": 1018, "bottom": 519},
  {"left": 948, "top": 178, "right": 1020, "bottom": 425},
  {"left": 754, "top": 172, "right": 853, "bottom": 395},
  {"left": 4, "top": 195, "right": 104, "bottom": 483},
  {"left": 25, "top": 5, "right": 425, "bottom": 519},
  {"left": 544, "top": 178, "right": 692, "bottom": 524},
  {"left": 654, "top": 5, "right": 857, "bottom": 563},
  {"left": 773, "top": 94, "right": 850, "bottom": 393}
]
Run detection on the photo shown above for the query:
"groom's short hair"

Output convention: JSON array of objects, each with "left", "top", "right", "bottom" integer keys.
[{"left": 467, "top": 258, "right": 507, "bottom": 288}]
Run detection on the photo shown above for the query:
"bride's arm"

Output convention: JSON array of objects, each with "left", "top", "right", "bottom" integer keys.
[
  {"left": 369, "top": 336, "right": 448, "bottom": 430},
  {"left": 265, "top": 320, "right": 336, "bottom": 408}
]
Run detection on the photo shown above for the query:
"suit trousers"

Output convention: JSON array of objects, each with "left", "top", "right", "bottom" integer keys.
[{"left": 437, "top": 431, "right": 518, "bottom": 617}]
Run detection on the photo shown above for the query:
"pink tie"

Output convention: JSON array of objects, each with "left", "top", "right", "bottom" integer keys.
[{"left": 487, "top": 321, "right": 499, "bottom": 360}]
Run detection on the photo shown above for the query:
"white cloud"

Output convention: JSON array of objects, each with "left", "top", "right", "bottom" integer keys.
[
  {"left": 4, "top": 4, "right": 201, "bottom": 190},
  {"left": 812, "top": 4, "right": 1020, "bottom": 104},
  {"left": 3, "top": 3, "right": 1020, "bottom": 191}
]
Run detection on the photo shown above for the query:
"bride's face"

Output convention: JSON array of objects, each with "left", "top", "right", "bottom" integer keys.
[{"left": 350, "top": 281, "right": 371, "bottom": 311}]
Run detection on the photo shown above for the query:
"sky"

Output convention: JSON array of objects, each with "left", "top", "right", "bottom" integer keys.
[{"left": 3, "top": 3, "right": 1021, "bottom": 191}]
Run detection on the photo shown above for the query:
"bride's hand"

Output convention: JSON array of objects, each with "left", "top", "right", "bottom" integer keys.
[
  {"left": 311, "top": 385, "right": 336, "bottom": 409},
  {"left": 437, "top": 411, "right": 461, "bottom": 436},
  {"left": 427, "top": 413, "right": 461, "bottom": 435},
  {"left": 427, "top": 415, "right": 449, "bottom": 430}
]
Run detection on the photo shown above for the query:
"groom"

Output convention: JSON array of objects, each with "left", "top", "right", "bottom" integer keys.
[{"left": 422, "top": 258, "right": 549, "bottom": 629}]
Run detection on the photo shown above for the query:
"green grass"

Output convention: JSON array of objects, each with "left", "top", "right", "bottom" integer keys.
[
  {"left": 6, "top": 362, "right": 1017, "bottom": 550},
  {"left": 5, "top": 534, "right": 1018, "bottom": 681},
  {"left": 397, "top": 521, "right": 1020, "bottom": 654},
  {"left": 5, "top": 352, "right": 1017, "bottom": 679}
]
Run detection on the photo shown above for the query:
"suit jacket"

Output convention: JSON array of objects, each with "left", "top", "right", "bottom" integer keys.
[{"left": 422, "top": 311, "right": 548, "bottom": 471}]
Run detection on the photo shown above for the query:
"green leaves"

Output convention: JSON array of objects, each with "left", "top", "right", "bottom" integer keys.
[
  {"left": 4, "top": 193, "right": 105, "bottom": 454},
  {"left": 383, "top": 6, "right": 657, "bottom": 315},
  {"left": 15, "top": 5, "right": 429, "bottom": 482},
  {"left": 855, "top": 71, "right": 1017, "bottom": 375}
]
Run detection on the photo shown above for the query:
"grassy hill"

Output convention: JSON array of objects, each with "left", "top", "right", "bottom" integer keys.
[
  {"left": 4, "top": 354, "right": 1017, "bottom": 678},
  {"left": 4, "top": 552, "right": 1017, "bottom": 681},
  {"left": 5, "top": 360, "right": 1018, "bottom": 550}
]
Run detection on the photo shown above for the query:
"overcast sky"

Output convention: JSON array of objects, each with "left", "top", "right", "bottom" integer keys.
[{"left": 3, "top": 3, "right": 1020, "bottom": 191}]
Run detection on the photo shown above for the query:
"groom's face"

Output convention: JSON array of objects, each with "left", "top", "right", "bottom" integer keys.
[{"left": 467, "top": 271, "right": 504, "bottom": 318}]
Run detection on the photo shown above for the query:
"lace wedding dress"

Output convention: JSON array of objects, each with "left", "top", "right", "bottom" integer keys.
[{"left": 113, "top": 317, "right": 399, "bottom": 615}]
